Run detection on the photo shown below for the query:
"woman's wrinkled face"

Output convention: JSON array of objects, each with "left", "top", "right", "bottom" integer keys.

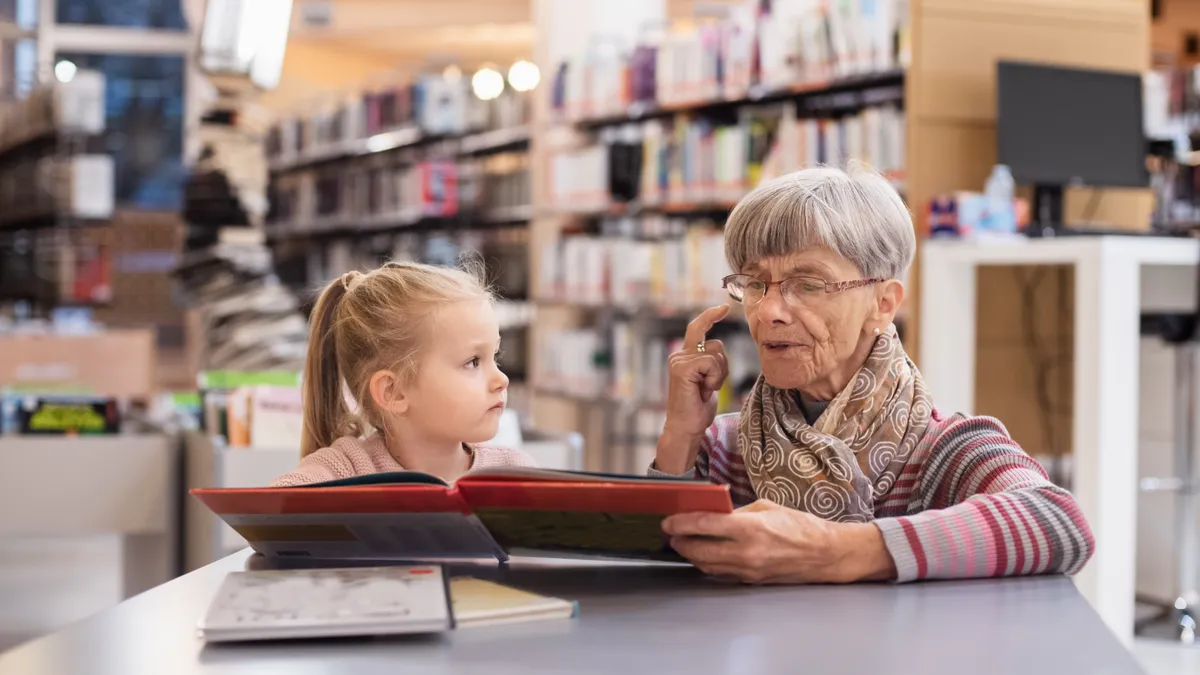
[{"left": 741, "top": 247, "right": 878, "bottom": 395}]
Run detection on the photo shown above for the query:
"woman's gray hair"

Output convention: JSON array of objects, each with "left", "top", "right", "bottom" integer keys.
[{"left": 724, "top": 164, "right": 915, "bottom": 281}]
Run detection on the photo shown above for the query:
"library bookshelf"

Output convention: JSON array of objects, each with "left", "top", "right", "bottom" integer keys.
[{"left": 526, "top": 0, "right": 1152, "bottom": 470}]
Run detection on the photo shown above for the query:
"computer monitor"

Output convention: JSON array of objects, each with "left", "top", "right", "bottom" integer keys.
[{"left": 996, "top": 60, "right": 1148, "bottom": 234}]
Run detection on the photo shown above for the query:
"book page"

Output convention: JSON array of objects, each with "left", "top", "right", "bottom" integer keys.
[
  {"left": 456, "top": 480, "right": 733, "bottom": 562},
  {"left": 474, "top": 509, "right": 685, "bottom": 561}
]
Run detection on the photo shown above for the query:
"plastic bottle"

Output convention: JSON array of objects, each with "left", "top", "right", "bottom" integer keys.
[{"left": 984, "top": 164, "right": 1016, "bottom": 234}]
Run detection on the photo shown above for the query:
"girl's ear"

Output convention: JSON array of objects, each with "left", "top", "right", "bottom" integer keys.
[{"left": 369, "top": 370, "right": 409, "bottom": 415}]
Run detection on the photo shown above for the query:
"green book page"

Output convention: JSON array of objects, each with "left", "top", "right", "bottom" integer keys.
[{"left": 472, "top": 509, "right": 684, "bottom": 562}]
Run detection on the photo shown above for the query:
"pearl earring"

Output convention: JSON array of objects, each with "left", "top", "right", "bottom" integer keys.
[{"left": 873, "top": 327, "right": 881, "bottom": 336}]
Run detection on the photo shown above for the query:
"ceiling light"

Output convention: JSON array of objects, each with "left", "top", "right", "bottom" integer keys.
[
  {"left": 507, "top": 60, "right": 540, "bottom": 92},
  {"left": 54, "top": 60, "right": 77, "bottom": 83},
  {"left": 471, "top": 67, "right": 504, "bottom": 101}
]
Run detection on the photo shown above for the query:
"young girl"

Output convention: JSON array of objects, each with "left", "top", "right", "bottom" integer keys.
[{"left": 271, "top": 261, "right": 536, "bottom": 487}]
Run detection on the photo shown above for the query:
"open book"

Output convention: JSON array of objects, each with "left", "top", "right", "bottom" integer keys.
[{"left": 191, "top": 466, "right": 733, "bottom": 563}]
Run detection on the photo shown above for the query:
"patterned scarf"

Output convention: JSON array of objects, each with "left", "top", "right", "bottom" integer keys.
[{"left": 739, "top": 325, "right": 933, "bottom": 523}]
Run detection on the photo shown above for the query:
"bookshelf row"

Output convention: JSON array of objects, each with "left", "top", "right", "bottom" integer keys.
[
  {"left": 534, "top": 298, "right": 745, "bottom": 323},
  {"left": 538, "top": 216, "right": 730, "bottom": 311},
  {"left": 275, "top": 221, "right": 532, "bottom": 305},
  {"left": 570, "top": 69, "right": 905, "bottom": 129},
  {"left": 551, "top": 0, "right": 909, "bottom": 125},
  {"left": 0, "top": 70, "right": 105, "bottom": 161},
  {"left": 550, "top": 100, "right": 906, "bottom": 215},
  {"left": 536, "top": 322, "right": 759, "bottom": 416},
  {"left": 266, "top": 74, "right": 531, "bottom": 173},
  {"left": 0, "top": 156, "right": 115, "bottom": 231},
  {"left": 264, "top": 75, "right": 534, "bottom": 244},
  {"left": 0, "top": 71, "right": 114, "bottom": 232},
  {"left": 268, "top": 123, "right": 532, "bottom": 174},
  {"left": 267, "top": 148, "right": 532, "bottom": 241}
]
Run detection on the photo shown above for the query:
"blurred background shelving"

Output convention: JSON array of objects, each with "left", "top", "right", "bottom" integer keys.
[{"left": 1, "top": 1, "right": 1199, "bottom": 670}]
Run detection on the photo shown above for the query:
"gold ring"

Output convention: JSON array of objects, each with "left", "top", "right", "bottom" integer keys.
[{"left": 696, "top": 341, "right": 706, "bottom": 353}]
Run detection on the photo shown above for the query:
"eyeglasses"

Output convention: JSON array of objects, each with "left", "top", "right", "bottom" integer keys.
[{"left": 722, "top": 273, "right": 884, "bottom": 306}]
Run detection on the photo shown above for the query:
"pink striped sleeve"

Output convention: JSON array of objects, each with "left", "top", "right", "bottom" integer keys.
[
  {"left": 647, "top": 414, "right": 758, "bottom": 504},
  {"left": 873, "top": 416, "right": 1094, "bottom": 582},
  {"left": 699, "top": 415, "right": 756, "bottom": 506}
]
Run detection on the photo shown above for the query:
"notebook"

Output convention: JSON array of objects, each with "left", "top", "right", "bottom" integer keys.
[
  {"left": 450, "top": 577, "right": 578, "bottom": 628},
  {"left": 198, "top": 565, "right": 452, "bottom": 643}
]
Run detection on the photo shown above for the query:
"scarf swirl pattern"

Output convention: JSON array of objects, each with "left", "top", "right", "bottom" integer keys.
[{"left": 739, "top": 326, "right": 933, "bottom": 522}]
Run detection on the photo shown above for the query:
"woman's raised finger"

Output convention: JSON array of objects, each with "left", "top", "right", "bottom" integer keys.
[{"left": 683, "top": 305, "right": 730, "bottom": 353}]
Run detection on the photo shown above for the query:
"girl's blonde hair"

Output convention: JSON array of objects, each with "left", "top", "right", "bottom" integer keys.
[{"left": 301, "top": 260, "right": 491, "bottom": 457}]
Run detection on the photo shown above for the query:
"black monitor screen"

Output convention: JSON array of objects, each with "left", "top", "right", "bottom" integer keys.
[{"left": 997, "top": 61, "right": 1147, "bottom": 189}]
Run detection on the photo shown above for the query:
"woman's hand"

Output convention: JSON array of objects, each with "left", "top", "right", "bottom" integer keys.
[
  {"left": 663, "top": 500, "right": 897, "bottom": 584},
  {"left": 655, "top": 305, "right": 730, "bottom": 474}
]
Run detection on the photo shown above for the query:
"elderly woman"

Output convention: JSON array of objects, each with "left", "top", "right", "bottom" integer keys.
[{"left": 654, "top": 166, "right": 1094, "bottom": 584}]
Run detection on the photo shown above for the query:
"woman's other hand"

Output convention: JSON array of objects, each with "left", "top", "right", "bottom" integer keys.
[
  {"left": 663, "top": 500, "right": 897, "bottom": 584},
  {"left": 655, "top": 305, "right": 730, "bottom": 474}
]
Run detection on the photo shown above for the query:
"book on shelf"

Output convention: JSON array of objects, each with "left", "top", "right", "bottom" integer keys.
[
  {"left": 269, "top": 151, "right": 531, "bottom": 237},
  {"left": 0, "top": 154, "right": 115, "bottom": 227},
  {"left": 587, "top": 320, "right": 759, "bottom": 412},
  {"left": 553, "top": 0, "right": 909, "bottom": 121},
  {"left": 4, "top": 395, "right": 121, "bottom": 435},
  {"left": 281, "top": 224, "right": 531, "bottom": 313},
  {"left": 196, "top": 371, "right": 303, "bottom": 447},
  {"left": 0, "top": 72, "right": 113, "bottom": 228},
  {"left": 551, "top": 99, "right": 903, "bottom": 210},
  {"left": 266, "top": 77, "right": 531, "bottom": 168},
  {"left": 0, "top": 69, "right": 105, "bottom": 153},
  {"left": 191, "top": 467, "right": 733, "bottom": 563},
  {"left": 228, "top": 385, "right": 303, "bottom": 449},
  {"left": 539, "top": 221, "right": 731, "bottom": 311},
  {"left": 538, "top": 329, "right": 607, "bottom": 397}
]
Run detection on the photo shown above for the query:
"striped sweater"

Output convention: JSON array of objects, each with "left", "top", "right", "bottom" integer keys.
[{"left": 663, "top": 409, "right": 1094, "bottom": 582}]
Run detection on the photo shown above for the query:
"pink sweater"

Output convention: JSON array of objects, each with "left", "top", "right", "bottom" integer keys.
[{"left": 270, "top": 434, "right": 537, "bottom": 487}]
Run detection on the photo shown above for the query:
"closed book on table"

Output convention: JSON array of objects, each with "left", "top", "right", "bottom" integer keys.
[
  {"left": 198, "top": 565, "right": 452, "bottom": 643},
  {"left": 450, "top": 577, "right": 578, "bottom": 628}
]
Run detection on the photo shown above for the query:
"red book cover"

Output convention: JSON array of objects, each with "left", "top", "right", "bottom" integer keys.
[
  {"left": 191, "top": 470, "right": 732, "bottom": 564},
  {"left": 194, "top": 485, "right": 470, "bottom": 516}
]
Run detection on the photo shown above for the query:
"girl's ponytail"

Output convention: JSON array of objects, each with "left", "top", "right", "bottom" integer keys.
[
  {"left": 298, "top": 262, "right": 490, "bottom": 457},
  {"left": 301, "top": 272, "right": 358, "bottom": 457}
]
